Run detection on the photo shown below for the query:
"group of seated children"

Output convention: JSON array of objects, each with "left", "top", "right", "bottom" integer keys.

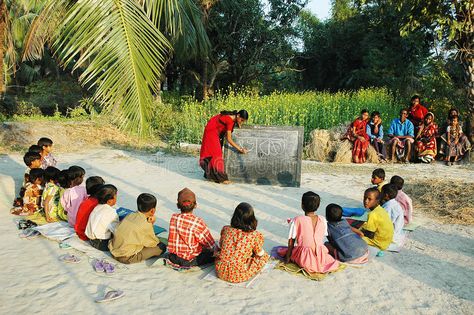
[
  {"left": 12, "top": 138, "right": 413, "bottom": 282},
  {"left": 280, "top": 168, "right": 412, "bottom": 274}
]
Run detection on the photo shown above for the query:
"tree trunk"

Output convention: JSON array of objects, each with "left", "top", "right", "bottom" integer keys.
[
  {"left": 0, "top": 0, "right": 6, "bottom": 95},
  {"left": 460, "top": 46, "right": 474, "bottom": 144},
  {"left": 202, "top": 58, "right": 210, "bottom": 101}
]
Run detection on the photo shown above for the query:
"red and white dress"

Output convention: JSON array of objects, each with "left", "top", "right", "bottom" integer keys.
[{"left": 215, "top": 226, "right": 269, "bottom": 283}]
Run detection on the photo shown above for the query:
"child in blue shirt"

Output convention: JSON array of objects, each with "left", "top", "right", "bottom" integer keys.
[{"left": 325, "top": 203, "right": 369, "bottom": 264}]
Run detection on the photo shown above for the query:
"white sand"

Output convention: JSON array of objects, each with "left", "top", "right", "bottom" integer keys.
[{"left": 0, "top": 149, "right": 473, "bottom": 314}]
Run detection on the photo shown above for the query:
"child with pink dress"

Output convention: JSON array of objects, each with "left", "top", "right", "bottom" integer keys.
[
  {"left": 61, "top": 166, "right": 88, "bottom": 227},
  {"left": 284, "top": 191, "right": 339, "bottom": 273}
]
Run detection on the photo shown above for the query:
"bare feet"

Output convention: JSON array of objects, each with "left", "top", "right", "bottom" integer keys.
[{"left": 222, "top": 180, "right": 232, "bottom": 185}]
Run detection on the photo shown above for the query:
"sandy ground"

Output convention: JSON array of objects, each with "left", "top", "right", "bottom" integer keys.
[{"left": 0, "top": 149, "right": 473, "bottom": 314}]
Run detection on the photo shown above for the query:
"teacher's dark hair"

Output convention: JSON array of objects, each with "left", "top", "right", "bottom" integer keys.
[
  {"left": 220, "top": 109, "right": 249, "bottom": 120},
  {"left": 231, "top": 202, "right": 257, "bottom": 232}
]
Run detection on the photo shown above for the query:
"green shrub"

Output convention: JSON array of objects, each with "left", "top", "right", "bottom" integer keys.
[
  {"left": 165, "top": 87, "right": 400, "bottom": 144},
  {"left": 15, "top": 101, "right": 43, "bottom": 116}
]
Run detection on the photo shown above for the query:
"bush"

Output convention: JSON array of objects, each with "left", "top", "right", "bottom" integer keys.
[
  {"left": 166, "top": 87, "right": 400, "bottom": 144},
  {"left": 15, "top": 101, "right": 42, "bottom": 116}
]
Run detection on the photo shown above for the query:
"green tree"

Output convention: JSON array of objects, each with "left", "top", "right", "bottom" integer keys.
[
  {"left": 389, "top": 0, "right": 474, "bottom": 141},
  {"left": 22, "top": 0, "right": 208, "bottom": 136}
]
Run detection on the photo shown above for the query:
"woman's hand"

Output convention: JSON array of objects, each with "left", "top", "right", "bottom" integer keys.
[{"left": 238, "top": 147, "right": 248, "bottom": 154}]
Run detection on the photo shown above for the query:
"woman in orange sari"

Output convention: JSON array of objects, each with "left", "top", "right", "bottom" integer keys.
[
  {"left": 415, "top": 112, "right": 438, "bottom": 163},
  {"left": 344, "top": 109, "right": 370, "bottom": 163}
]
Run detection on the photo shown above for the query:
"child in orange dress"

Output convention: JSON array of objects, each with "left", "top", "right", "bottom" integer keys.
[{"left": 215, "top": 203, "right": 269, "bottom": 283}]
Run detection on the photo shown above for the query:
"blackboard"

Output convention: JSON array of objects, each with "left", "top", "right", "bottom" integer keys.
[{"left": 223, "top": 125, "right": 304, "bottom": 187}]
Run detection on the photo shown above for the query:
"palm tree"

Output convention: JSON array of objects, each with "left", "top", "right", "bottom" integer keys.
[
  {"left": 0, "top": 0, "right": 43, "bottom": 94},
  {"left": 22, "top": 0, "right": 210, "bottom": 137}
]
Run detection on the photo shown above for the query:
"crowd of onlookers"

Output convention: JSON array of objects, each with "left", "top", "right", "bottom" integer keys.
[{"left": 343, "top": 95, "right": 471, "bottom": 165}]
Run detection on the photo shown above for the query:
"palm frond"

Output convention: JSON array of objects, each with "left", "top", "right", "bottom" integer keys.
[
  {"left": 22, "top": 0, "right": 65, "bottom": 61},
  {"left": 173, "top": 0, "right": 210, "bottom": 61},
  {"left": 53, "top": 0, "right": 172, "bottom": 136},
  {"left": 142, "top": 0, "right": 181, "bottom": 37}
]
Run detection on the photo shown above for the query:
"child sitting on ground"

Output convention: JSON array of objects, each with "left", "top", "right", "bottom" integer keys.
[
  {"left": 167, "top": 188, "right": 217, "bottom": 267},
  {"left": 109, "top": 193, "right": 167, "bottom": 264},
  {"left": 381, "top": 184, "right": 405, "bottom": 245},
  {"left": 13, "top": 151, "right": 42, "bottom": 207},
  {"left": 325, "top": 203, "right": 368, "bottom": 264},
  {"left": 284, "top": 191, "right": 339, "bottom": 273},
  {"left": 41, "top": 167, "right": 61, "bottom": 222},
  {"left": 390, "top": 175, "right": 413, "bottom": 224},
  {"left": 12, "top": 168, "right": 45, "bottom": 216},
  {"left": 22, "top": 151, "right": 42, "bottom": 186},
  {"left": 74, "top": 176, "right": 105, "bottom": 240},
  {"left": 61, "top": 166, "right": 87, "bottom": 227},
  {"left": 371, "top": 168, "right": 386, "bottom": 192},
  {"left": 37, "top": 137, "right": 58, "bottom": 169},
  {"left": 85, "top": 184, "right": 119, "bottom": 251},
  {"left": 55, "top": 170, "right": 70, "bottom": 221},
  {"left": 216, "top": 202, "right": 269, "bottom": 283},
  {"left": 353, "top": 188, "right": 394, "bottom": 254}
]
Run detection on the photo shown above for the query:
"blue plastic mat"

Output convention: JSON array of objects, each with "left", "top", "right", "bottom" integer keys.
[{"left": 116, "top": 207, "right": 166, "bottom": 235}]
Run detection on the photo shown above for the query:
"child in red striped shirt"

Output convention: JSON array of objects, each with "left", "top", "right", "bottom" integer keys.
[{"left": 167, "top": 188, "right": 217, "bottom": 267}]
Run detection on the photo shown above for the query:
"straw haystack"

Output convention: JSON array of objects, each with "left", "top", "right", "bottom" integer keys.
[{"left": 305, "top": 124, "right": 382, "bottom": 164}]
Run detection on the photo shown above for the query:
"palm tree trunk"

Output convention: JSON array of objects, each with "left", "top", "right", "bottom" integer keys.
[{"left": 0, "top": 0, "right": 6, "bottom": 95}]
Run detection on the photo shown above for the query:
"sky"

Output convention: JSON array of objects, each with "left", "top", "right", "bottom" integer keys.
[{"left": 306, "top": 0, "right": 332, "bottom": 20}]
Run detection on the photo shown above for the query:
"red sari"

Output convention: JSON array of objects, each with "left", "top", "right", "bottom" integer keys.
[
  {"left": 415, "top": 123, "right": 438, "bottom": 159},
  {"left": 199, "top": 114, "right": 235, "bottom": 182},
  {"left": 350, "top": 118, "right": 369, "bottom": 163}
]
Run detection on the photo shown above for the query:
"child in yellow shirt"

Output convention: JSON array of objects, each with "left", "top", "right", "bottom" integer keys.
[{"left": 353, "top": 188, "right": 394, "bottom": 252}]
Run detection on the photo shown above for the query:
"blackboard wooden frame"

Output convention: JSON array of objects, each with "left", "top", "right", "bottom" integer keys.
[{"left": 223, "top": 125, "right": 304, "bottom": 187}]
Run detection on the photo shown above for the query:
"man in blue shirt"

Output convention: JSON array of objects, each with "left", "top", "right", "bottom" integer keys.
[{"left": 388, "top": 109, "right": 415, "bottom": 162}]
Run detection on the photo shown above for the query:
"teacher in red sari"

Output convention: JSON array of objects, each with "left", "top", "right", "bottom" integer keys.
[{"left": 200, "top": 110, "right": 249, "bottom": 184}]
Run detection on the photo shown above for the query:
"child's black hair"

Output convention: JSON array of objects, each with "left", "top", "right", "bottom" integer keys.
[
  {"left": 372, "top": 168, "right": 385, "bottom": 180},
  {"left": 361, "top": 109, "right": 369, "bottom": 115},
  {"left": 86, "top": 176, "right": 105, "bottom": 196},
  {"left": 231, "top": 202, "right": 257, "bottom": 232},
  {"left": 326, "top": 203, "right": 343, "bottom": 222},
  {"left": 95, "top": 184, "right": 117, "bottom": 204},
  {"left": 364, "top": 187, "right": 381, "bottom": 201},
  {"left": 381, "top": 183, "right": 398, "bottom": 200},
  {"left": 371, "top": 111, "right": 380, "bottom": 118},
  {"left": 302, "top": 191, "right": 320, "bottom": 212},
  {"left": 137, "top": 193, "right": 157, "bottom": 213},
  {"left": 23, "top": 151, "right": 41, "bottom": 167},
  {"left": 44, "top": 166, "right": 60, "bottom": 182},
  {"left": 29, "top": 168, "right": 44, "bottom": 183},
  {"left": 390, "top": 175, "right": 404, "bottom": 190},
  {"left": 28, "top": 145, "right": 42, "bottom": 154},
  {"left": 37, "top": 137, "right": 53, "bottom": 148},
  {"left": 57, "top": 170, "right": 70, "bottom": 188},
  {"left": 411, "top": 94, "right": 420, "bottom": 101},
  {"left": 68, "top": 165, "right": 86, "bottom": 186}
]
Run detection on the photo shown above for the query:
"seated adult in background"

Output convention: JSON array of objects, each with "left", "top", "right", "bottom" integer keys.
[
  {"left": 408, "top": 95, "right": 428, "bottom": 134},
  {"left": 415, "top": 112, "right": 438, "bottom": 163},
  {"left": 439, "top": 108, "right": 471, "bottom": 163},
  {"left": 366, "top": 111, "right": 387, "bottom": 162},
  {"left": 439, "top": 115, "right": 471, "bottom": 165},
  {"left": 341, "top": 109, "right": 370, "bottom": 163},
  {"left": 388, "top": 109, "right": 415, "bottom": 163}
]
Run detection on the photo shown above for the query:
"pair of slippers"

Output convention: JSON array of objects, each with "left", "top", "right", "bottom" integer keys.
[
  {"left": 17, "top": 219, "right": 37, "bottom": 230},
  {"left": 19, "top": 228, "right": 40, "bottom": 239},
  {"left": 59, "top": 253, "right": 81, "bottom": 263},
  {"left": 94, "top": 259, "right": 115, "bottom": 274}
]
